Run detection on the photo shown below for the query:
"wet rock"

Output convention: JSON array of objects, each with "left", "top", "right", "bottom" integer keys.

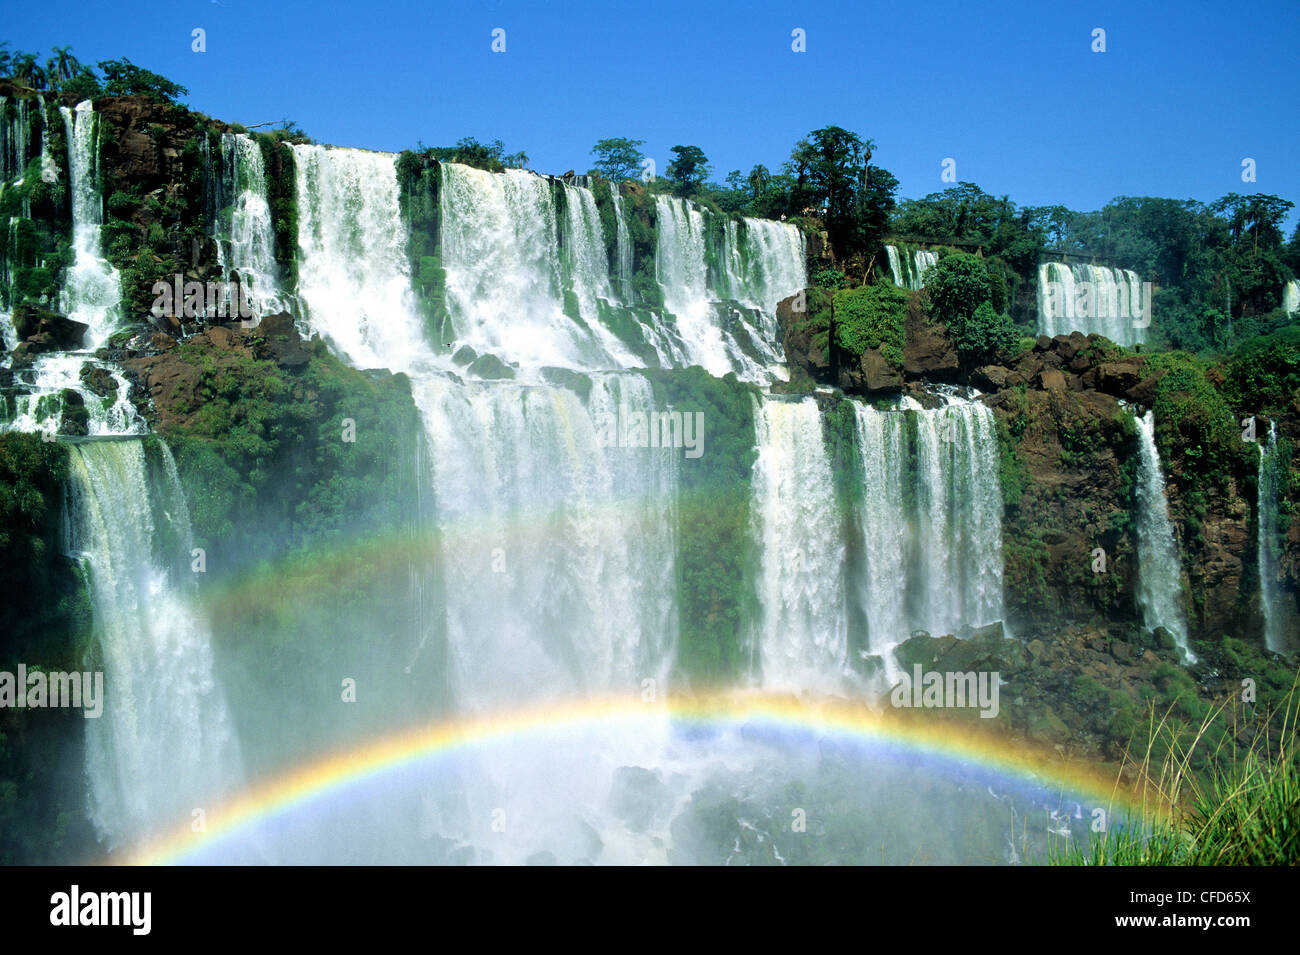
[
  {"left": 467, "top": 353, "right": 516, "bottom": 380},
  {"left": 451, "top": 345, "right": 477, "bottom": 366}
]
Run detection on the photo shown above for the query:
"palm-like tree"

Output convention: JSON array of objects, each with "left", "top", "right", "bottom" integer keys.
[
  {"left": 47, "top": 46, "right": 80, "bottom": 85},
  {"left": 0, "top": 43, "right": 12, "bottom": 78},
  {"left": 12, "top": 53, "right": 47, "bottom": 90}
]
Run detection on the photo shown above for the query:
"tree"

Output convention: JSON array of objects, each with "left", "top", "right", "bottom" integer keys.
[
  {"left": 11, "top": 53, "right": 46, "bottom": 90},
  {"left": 666, "top": 145, "right": 710, "bottom": 197},
  {"left": 97, "top": 58, "right": 188, "bottom": 101},
  {"left": 590, "top": 138, "right": 645, "bottom": 182},
  {"left": 61, "top": 68, "right": 103, "bottom": 101},
  {"left": 45, "top": 46, "right": 81, "bottom": 88},
  {"left": 784, "top": 126, "right": 896, "bottom": 266}
]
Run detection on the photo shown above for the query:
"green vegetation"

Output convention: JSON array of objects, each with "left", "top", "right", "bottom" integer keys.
[
  {"left": 832, "top": 282, "right": 907, "bottom": 368},
  {"left": 590, "top": 137, "right": 646, "bottom": 183},
  {"left": 923, "top": 252, "right": 1018, "bottom": 366},
  {"left": 641, "top": 367, "right": 759, "bottom": 686},
  {"left": 1052, "top": 685, "right": 1300, "bottom": 865},
  {"left": 407, "top": 137, "right": 527, "bottom": 174}
]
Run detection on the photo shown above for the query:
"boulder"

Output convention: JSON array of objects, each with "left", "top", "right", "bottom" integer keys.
[
  {"left": 451, "top": 345, "right": 477, "bottom": 367},
  {"left": 972, "top": 364, "right": 1009, "bottom": 391},
  {"left": 467, "top": 353, "right": 516, "bottom": 380},
  {"left": 1039, "top": 368, "right": 1067, "bottom": 392},
  {"left": 1125, "top": 369, "right": 1167, "bottom": 406},
  {"left": 861, "top": 347, "right": 903, "bottom": 393},
  {"left": 1096, "top": 360, "right": 1145, "bottom": 397},
  {"left": 903, "top": 300, "right": 958, "bottom": 377},
  {"left": 13, "top": 305, "right": 88, "bottom": 350}
]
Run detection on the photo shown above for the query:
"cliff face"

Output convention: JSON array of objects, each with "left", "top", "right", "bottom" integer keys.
[{"left": 779, "top": 293, "right": 1300, "bottom": 653}]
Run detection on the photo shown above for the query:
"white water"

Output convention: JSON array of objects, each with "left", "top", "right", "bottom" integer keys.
[
  {"left": 291, "top": 144, "right": 433, "bottom": 372},
  {"left": 217, "top": 133, "right": 283, "bottom": 321},
  {"left": 439, "top": 162, "right": 636, "bottom": 372},
  {"left": 1257, "top": 422, "right": 1287, "bottom": 653},
  {"left": 67, "top": 440, "right": 243, "bottom": 850},
  {"left": 4, "top": 352, "right": 141, "bottom": 436},
  {"left": 608, "top": 184, "right": 634, "bottom": 299},
  {"left": 1283, "top": 280, "right": 1299, "bottom": 316},
  {"left": 851, "top": 402, "right": 909, "bottom": 679},
  {"left": 1038, "top": 262, "right": 1146, "bottom": 346},
  {"left": 885, "top": 245, "right": 938, "bottom": 290},
  {"left": 908, "top": 395, "right": 1006, "bottom": 639},
  {"left": 59, "top": 101, "right": 122, "bottom": 349},
  {"left": 750, "top": 396, "right": 850, "bottom": 694},
  {"left": 1133, "top": 410, "right": 1194, "bottom": 661}
]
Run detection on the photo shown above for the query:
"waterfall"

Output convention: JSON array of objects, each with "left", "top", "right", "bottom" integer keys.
[
  {"left": 291, "top": 144, "right": 433, "bottom": 372},
  {"left": 419, "top": 373, "right": 679, "bottom": 705},
  {"left": 1258, "top": 422, "right": 1287, "bottom": 653},
  {"left": 851, "top": 402, "right": 909, "bottom": 675},
  {"left": 1038, "top": 262, "right": 1146, "bottom": 346},
  {"left": 906, "top": 395, "right": 1005, "bottom": 639},
  {"left": 1133, "top": 410, "right": 1194, "bottom": 661},
  {"left": 609, "top": 185, "right": 633, "bottom": 299},
  {"left": 727, "top": 216, "right": 806, "bottom": 346},
  {"left": 59, "top": 101, "right": 122, "bottom": 349},
  {"left": 655, "top": 195, "right": 753, "bottom": 377},
  {"left": 217, "top": 133, "right": 283, "bottom": 321},
  {"left": 1283, "top": 280, "right": 1299, "bottom": 316},
  {"left": 438, "top": 162, "right": 636, "bottom": 371},
  {"left": 885, "top": 245, "right": 937, "bottom": 291},
  {"left": 750, "top": 396, "right": 849, "bottom": 693},
  {"left": 66, "top": 439, "right": 243, "bottom": 850}
]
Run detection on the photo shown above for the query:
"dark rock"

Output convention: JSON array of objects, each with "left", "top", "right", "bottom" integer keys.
[
  {"left": 252, "top": 311, "right": 311, "bottom": 368},
  {"left": 1125, "top": 369, "right": 1167, "bottom": 406},
  {"left": 540, "top": 366, "right": 592, "bottom": 402},
  {"left": 467, "top": 353, "right": 516, "bottom": 380},
  {"left": 861, "top": 347, "right": 903, "bottom": 393},
  {"left": 1096, "top": 360, "right": 1145, "bottom": 396},
  {"left": 903, "top": 299, "right": 958, "bottom": 377},
  {"left": 13, "top": 305, "right": 88, "bottom": 350},
  {"left": 80, "top": 364, "right": 118, "bottom": 399},
  {"left": 451, "top": 345, "right": 477, "bottom": 366},
  {"left": 972, "top": 364, "right": 1009, "bottom": 391}
]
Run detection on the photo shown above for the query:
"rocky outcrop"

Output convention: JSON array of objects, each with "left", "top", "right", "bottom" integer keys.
[{"left": 902, "top": 297, "right": 957, "bottom": 378}]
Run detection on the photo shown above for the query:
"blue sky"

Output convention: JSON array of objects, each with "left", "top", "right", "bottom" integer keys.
[{"left": 7, "top": 0, "right": 1299, "bottom": 228}]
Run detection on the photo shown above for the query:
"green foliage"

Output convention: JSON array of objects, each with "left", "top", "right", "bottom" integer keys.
[
  {"left": 924, "top": 251, "right": 991, "bottom": 323},
  {"left": 163, "top": 343, "right": 423, "bottom": 572},
  {"left": 1145, "top": 352, "right": 1252, "bottom": 497},
  {"left": 813, "top": 267, "right": 846, "bottom": 289},
  {"left": 590, "top": 137, "right": 645, "bottom": 183},
  {"left": 831, "top": 282, "right": 907, "bottom": 367},
  {"left": 412, "top": 137, "right": 527, "bottom": 174},
  {"left": 1221, "top": 323, "right": 1300, "bottom": 416},
  {"left": 666, "top": 145, "right": 710, "bottom": 197},
  {"left": 96, "top": 57, "right": 188, "bottom": 101}
]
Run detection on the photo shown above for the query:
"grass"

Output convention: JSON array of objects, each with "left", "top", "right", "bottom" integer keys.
[{"left": 1048, "top": 675, "right": 1300, "bottom": 865}]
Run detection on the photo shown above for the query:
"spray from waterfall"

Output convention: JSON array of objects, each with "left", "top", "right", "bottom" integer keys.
[{"left": 67, "top": 439, "right": 243, "bottom": 851}]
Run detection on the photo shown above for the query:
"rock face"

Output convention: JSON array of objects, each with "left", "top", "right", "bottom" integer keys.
[
  {"left": 11, "top": 305, "right": 88, "bottom": 353},
  {"left": 902, "top": 297, "right": 957, "bottom": 378}
]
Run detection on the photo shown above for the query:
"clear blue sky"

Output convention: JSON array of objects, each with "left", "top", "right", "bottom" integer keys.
[{"left": 7, "top": 0, "right": 1299, "bottom": 229}]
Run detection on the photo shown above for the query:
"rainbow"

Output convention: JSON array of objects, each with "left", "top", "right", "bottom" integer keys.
[{"left": 118, "top": 691, "right": 1151, "bottom": 865}]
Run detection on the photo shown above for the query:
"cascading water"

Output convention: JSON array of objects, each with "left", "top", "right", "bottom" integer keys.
[
  {"left": 1283, "top": 280, "right": 1299, "bottom": 316},
  {"left": 60, "top": 101, "right": 121, "bottom": 349},
  {"left": 291, "top": 144, "right": 433, "bottom": 372},
  {"left": 3, "top": 101, "right": 138, "bottom": 437},
  {"left": 1257, "top": 422, "right": 1287, "bottom": 653},
  {"left": 438, "top": 162, "right": 637, "bottom": 372},
  {"left": 908, "top": 395, "right": 1006, "bottom": 639},
  {"left": 608, "top": 184, "right": 634, "bottom": 299},
  {"left": 1038, "top": 262, "right": 1146, "bottom": 346},
  {"left": 850, "top": 402, "right": 909, "bottom": 677},
  {"left": 750, "top": 396, "right": 850, "bottom": 694},
  {"left": 216, "top": 133, "right": 284, "bottom": 321},
  {"left": 885, "top": 245, "right": 937, "bottom": 290},
  {"left": 1133, "top": 410, "right": 1194, "bottom": 661},
  {"left": 66, "top": 439, "right": 243, "bottom": 850}
]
